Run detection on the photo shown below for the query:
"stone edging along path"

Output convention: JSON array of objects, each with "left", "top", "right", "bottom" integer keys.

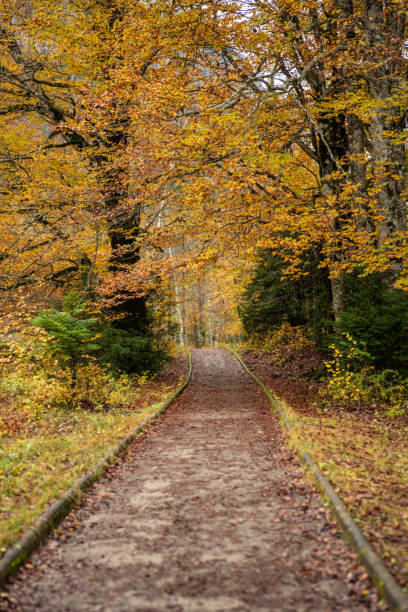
[
  {"left": 0, "top": 350, "right": 192, "bottom": 588},
  {"left": 228, "top": 347, "right": 408, "bottom": 612}
]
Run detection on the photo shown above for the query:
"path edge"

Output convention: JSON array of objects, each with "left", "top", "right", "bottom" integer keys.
[
  {"left": 228, "top": 346, "right": 408, "bottom": 612},
  {"left": 0, "top": 349, "right": 192, "bottom": 587}
]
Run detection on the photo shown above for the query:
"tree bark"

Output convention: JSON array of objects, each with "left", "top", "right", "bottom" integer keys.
[
  {"left": 197, "top": 284, "right": 205, "bottom": 348},
  {"left": 364, "top": 0, "right": 407, "bottom": 281}
]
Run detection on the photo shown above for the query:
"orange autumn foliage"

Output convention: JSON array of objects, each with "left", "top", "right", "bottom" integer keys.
[{"left": 0, "top": 0, "right": 406, "bottom": 327}]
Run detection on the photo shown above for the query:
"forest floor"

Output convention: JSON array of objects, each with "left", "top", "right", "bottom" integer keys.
[
  {"left": 241, "top": 348, "right": 408, "bottom": 590},
  {"left": 0, "top": 353, "right": 188, "bottom": 553},
  {"left": 2, "top": 348, "right": 384, "bottom": 611}
]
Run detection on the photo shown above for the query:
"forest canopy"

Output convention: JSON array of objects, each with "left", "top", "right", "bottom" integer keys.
[{"left": 0, "top": 0, "right": 406, "bottom": 359}]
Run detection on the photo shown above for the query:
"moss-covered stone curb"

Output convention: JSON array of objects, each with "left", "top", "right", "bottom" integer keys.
[
  {"left": 0, "top": 350, "right": 192, "bottom": 587},
  {"left": 229, "top": 347, "right": 408, "bottom": 612}
]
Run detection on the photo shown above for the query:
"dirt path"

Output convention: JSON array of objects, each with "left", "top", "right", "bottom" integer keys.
[{"left": 3, "top": 349, "right": 384, "bottom": 611}]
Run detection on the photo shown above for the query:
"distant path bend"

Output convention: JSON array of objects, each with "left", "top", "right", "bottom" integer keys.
[{"left": 6, "top": 349, "right": 383, "bottom": 611}]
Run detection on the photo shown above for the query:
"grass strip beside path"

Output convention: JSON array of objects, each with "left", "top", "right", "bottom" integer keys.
[
  {"left": 0, "top": 354, "right": 188, "bottom": 554},
  {"left": 280, "top": 403, "right": 408, "bottom": 590}
]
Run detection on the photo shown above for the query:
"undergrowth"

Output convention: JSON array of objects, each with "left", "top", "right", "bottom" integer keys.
[
  {"left": 319, "top": 332, "right": 408, "bottom": 417},
  {"left": 247, "top": 324, "right": 408, "bottom": 417},
  {"left": 245, "top": 323, "right": 313, "bottom": 362}
]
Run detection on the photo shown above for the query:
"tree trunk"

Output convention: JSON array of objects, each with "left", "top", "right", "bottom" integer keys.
[
  {"left": 330, "top": 274, "right": 345, "bottom": 324},
  {"left": 99, "top": 121, "right": 148, "bottom": 336},
  {"left": 365, "top": 0, "right": 407, "bottom": 281},
  {"left": 107, "top": 204, "right": 148, "bottom": 334},
  {"left": 346, "top": 113, "right": 374, "bottom": 236},
  {"left": 70, "top": 358, "right": 77, "bottom": 390},
  {"left": 180, "top": 285, "right": 186, "bottom": 346},
  {"left": 197, "top": 284, "right": 204, "bottom": 348},
  {"left": 318, "top": 118, "right": 348, "bottom": 324},
  {"left": 168, "top": 245, "right": 185, "bottom": 346}
]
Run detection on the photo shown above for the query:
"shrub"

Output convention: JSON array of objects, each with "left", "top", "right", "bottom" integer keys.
[
  {"left": 31, "top": 291, "right": 168, "bottom": 380},
  {"left": 322, "top": 332, "right": 407, "bottom": 416},
  {"left": 246, "top": 322, "right": 313, "bottom": 362},
  {"left": 323, "top": 333, "right": 372, "bottom": 404}
]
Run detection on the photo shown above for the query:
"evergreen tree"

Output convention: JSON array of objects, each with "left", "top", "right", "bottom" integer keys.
[
  {"left": 31, "top": 293, "right": 100, "bottom": 387},
  {"left": 238, "top": 250, "right": 332, "bottom": 343},
  {"left": 338, "top": 274, "right": 408, "bottom": 373}
]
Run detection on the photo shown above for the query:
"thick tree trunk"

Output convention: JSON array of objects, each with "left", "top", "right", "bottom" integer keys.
[
  {"left": 99, "top": 121, "right": 148, "bottom": 336},
  {"left": 98, "top": 1, "right": 149, "bottom": 336},
  {"left": 197, "top": 284, "right": 205, "bottom": 348},
  {"left": 107, "top": 204, "right": 148, "bottom": 334},
  {"left": 318, "top": 116, "right": 348, "bottom": 324},
  {"left": 346, "top": 113, "right": 374, "bottom": 236},
  {"left": 365, "top": 0, "right": 407, "bottom": 281},
  {"left": 330, "top": 274, "right": 345, "bottom": 324},
  {"left": 368, "top": 110, "right": 406, "bottom": 281}
]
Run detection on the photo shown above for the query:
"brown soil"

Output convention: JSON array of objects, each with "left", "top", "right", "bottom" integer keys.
[
  {"left": 241, "top": 350, "right": 324, "bottom": 416},
  {"left": 2, "top": 349, "right": 385, "bottom": 611}
]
